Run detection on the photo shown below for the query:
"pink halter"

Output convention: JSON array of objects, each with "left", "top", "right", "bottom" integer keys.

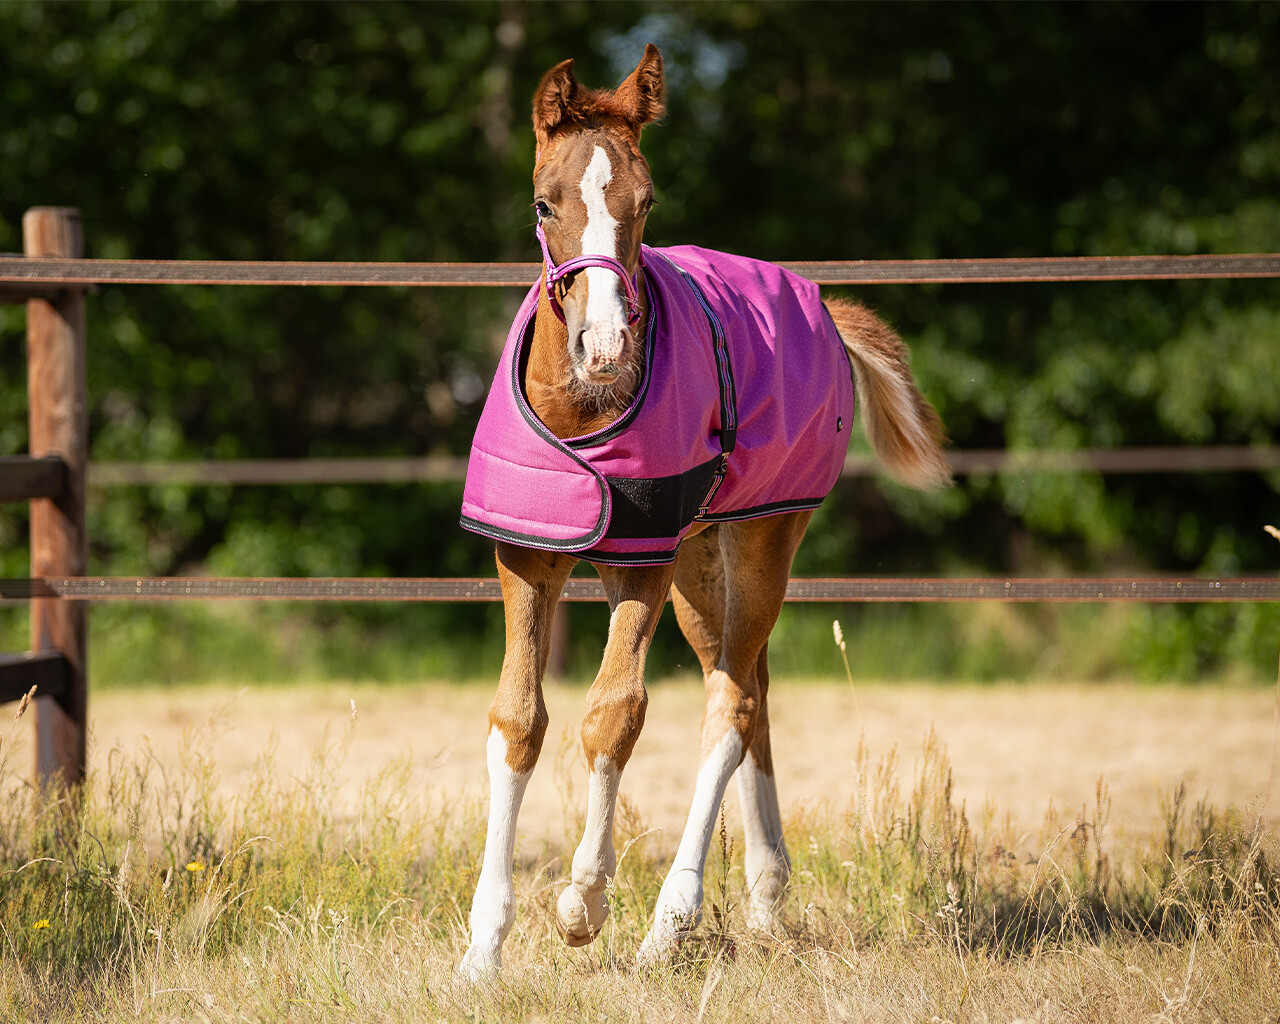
[{"left": 536, "top": 220, "right": 643, "bottom": 325}]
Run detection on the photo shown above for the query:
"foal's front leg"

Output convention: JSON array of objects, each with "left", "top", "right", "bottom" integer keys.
[
  {"left": 459, "top": 543, "right": 575, "bottom": 978},
  {"left": 555, "top": 562, "right": 676, "bottom": 947}
]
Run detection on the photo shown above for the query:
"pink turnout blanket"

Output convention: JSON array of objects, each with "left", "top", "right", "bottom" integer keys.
[{"left": 460, "top": 246, "right": 854, "bottom": 565}]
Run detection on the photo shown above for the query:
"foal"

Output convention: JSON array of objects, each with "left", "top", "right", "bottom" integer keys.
[{"left": 458, "top": 46, "right": 949, "bottom": 976}]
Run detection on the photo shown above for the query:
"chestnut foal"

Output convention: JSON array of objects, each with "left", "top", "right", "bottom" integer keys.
[{"left": 458, "top": 46, "right": 949, "bottom": 976}]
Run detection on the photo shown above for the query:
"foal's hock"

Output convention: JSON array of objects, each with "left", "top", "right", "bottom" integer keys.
[{"left": 457, "top": 44, "right": 948, "bottom": 977}]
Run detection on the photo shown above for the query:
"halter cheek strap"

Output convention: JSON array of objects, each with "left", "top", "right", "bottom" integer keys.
[{"left": 536, "top": 220, "right": 642, "bottom": 325}]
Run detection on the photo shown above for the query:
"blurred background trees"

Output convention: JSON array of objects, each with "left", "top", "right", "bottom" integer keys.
[{"left": 2, "top": 1, "right": 1278, "bottom": 681}]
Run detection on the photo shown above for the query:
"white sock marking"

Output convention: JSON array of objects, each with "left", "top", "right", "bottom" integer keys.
[
  {"left": 557, "top": 754, "right": 621, "bottom": 940},
  {"left": 575, "top": 753, "right": 621, "bottom": 886},
  {"left": 736, "top": 755, "right": 790, "bottom": 930},
  {"left": 459, "top": 729, "right": 531, "bottom": 977},
  {"left": 638, "top": 729, "right": 743, "bottom": 963}
]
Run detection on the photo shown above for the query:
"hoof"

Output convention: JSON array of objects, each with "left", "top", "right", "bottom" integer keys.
[
  {"left": 634, "top": 933, "right": 675, "bottom": 969},
  {"left": 554, "top": 914, "right": 601, "bottom": 948},
  {"left": 745, "top": 902, "right": 785, "bottom": 936},
  {"left": 636, "top": 897, "right": 704, "bottom": 969},
  {"left": 457, "top": 946, "right": 500, "bottom": 981},
  {"left": 635, "top": 918, "right": 695, "bottom": 968},
  {"left": 555, "top": 885, "right": 608, "bottom": 948}
]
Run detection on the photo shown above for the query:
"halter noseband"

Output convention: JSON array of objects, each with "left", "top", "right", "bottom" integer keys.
[{"left": 536, "top": 220, "right": 642, "bottom": 325}]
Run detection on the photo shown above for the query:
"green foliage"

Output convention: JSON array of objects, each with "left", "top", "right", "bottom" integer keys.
[
  {"left": 3, "top": 2, "right": 1279, "bottom": 681},
  {"left": 771, "top": 602, "right": 1279, "bottom": 685},
  {"left": 83, "top": 602, "right": 507, "bottom": 687}
]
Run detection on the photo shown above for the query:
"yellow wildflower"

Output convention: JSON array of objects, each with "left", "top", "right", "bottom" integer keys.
[
  {"left": 185, "top": 861, "right": 205, "bottom": 874},
  {"left": 33, "top": 919, "right": 50, "bottom": 930}
]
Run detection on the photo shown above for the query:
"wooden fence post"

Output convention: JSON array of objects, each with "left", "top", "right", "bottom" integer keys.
[{"left": 24, "top": 207, "right": 88, "bottom": 787}]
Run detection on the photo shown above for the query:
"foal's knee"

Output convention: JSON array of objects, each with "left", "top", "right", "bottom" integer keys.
[
  {"left": 579, "top": 683, "right": 648, "bottom": 770},
  {"left": 702, "top": 667, "right": 761, "bottom": 758},
  {"left": 487, "top": 701, "right": 548, "bottom": 776}
]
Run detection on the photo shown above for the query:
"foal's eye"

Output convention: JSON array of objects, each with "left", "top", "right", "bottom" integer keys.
[{"left": 534, "top": 200, "right": 553, "bottom": 220}]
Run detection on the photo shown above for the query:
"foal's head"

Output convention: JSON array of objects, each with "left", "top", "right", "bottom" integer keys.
[{"left": 531, "top": 45, "right": 665, "bottom": 401}]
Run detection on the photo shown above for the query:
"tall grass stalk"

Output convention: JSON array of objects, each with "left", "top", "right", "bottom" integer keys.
[{"left": 831, "top": 619, "right": 862, "bottom": 728}]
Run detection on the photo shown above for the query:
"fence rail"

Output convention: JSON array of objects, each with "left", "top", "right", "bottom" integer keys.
[
  {"left": 3, "top": 252, "right": 1280, "bottom": 290},
  {"left": 2, "top": 575, "right": 1279, "bottom": 604},
  {"left": 79, "top": 445, "right": 1280, "bottom": 488}
]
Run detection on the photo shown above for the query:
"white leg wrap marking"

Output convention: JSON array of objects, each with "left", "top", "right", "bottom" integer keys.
[
  {"left": 736, "top": 755, "right": 790, "bottom": 931},
  {"left": 637, "top": 729, "right": 743, "bottom": 965},
  {"left": 459, "top": 729, "right": 531, "bottom": 978},
  {"left": 556, "top": 754, "right": 620, "bottom": 944}
]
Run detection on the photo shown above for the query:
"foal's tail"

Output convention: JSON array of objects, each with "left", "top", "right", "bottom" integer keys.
[{"left": 825, "top": 297, "right": 951, "bottom": 490}]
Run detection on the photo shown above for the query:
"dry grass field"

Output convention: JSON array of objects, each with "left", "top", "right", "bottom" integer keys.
[
  {"left": 2, "top": 674, "right": 1278, "bottom": 1022},
  {"left": 48, "top": 675, "right": 1280, "bottom": 848}
]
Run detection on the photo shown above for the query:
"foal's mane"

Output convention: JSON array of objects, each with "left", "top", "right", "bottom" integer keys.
[
  {"left": 533, "top": 46, "right": 665, "bottom": 152},
  {"left": 541, "top": 86, "right": 639, "bottom": 134}
]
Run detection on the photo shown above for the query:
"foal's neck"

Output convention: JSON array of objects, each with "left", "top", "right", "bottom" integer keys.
[{"left": 525, "top": 290, "right": 646, "bottom": 440}]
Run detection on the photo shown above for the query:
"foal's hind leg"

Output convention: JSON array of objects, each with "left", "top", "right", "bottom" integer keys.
[
  {"left": 555, "top": 561, "right": 676, "bottom": 947},
  {"left": 638, "top": 512, "right": 811, "bottom": 964},
  {"left": 671, "top": 528, "right": 791, "bottom": 935},
  {"left": 460, "top": 542, "right": 575, "bottom": 978},
  {"left": 735, "top": 641, "right": 791, "bottom": 931}
]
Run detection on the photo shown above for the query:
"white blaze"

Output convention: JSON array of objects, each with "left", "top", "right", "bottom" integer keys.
[
  {"left": 579, "top": 145, "right": 618, "bottom": 257},
  {"left": 577, "top": 145, "right": 628, "bottom": 368}
]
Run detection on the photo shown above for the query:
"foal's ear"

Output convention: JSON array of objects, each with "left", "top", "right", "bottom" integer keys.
[
  {"left": 615, "top": 44, "right": 665, "bottom": 130},
  {"left": 533, "top": 58, "right": 578, "bottom": 139}
]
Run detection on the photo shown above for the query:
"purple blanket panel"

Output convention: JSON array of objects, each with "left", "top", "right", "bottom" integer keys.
[{"left": 460, "top": 245, "right": 854, "bottom": 565}]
